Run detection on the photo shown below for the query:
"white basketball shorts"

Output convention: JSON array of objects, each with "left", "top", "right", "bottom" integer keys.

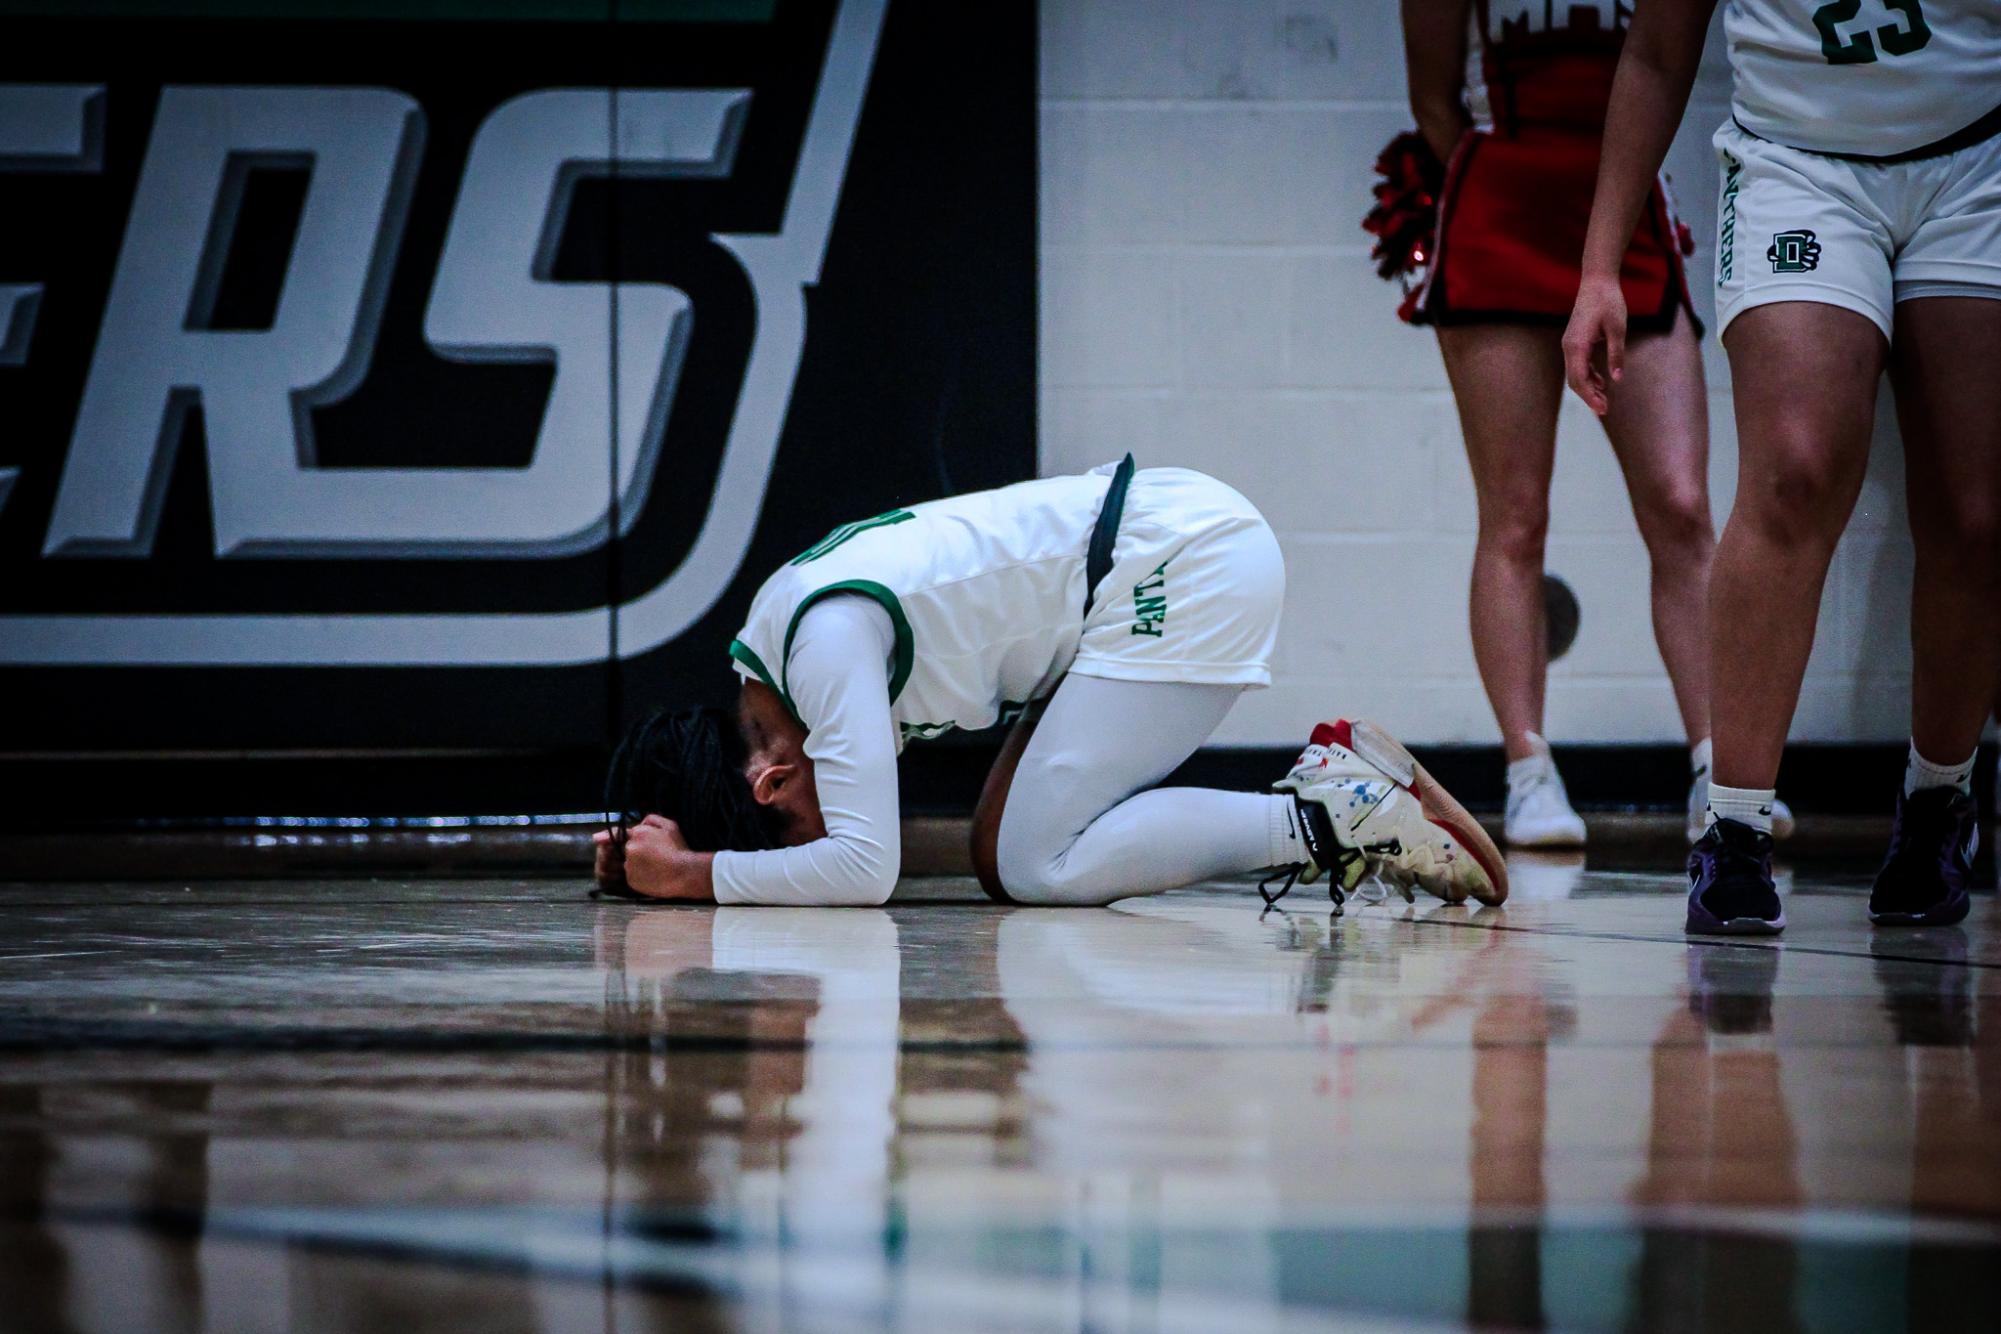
[
  {"left": 1072, "top": 467, "right": 1285, "bottom": 689},
  {"left": 1712, "top": 119, "right": 2001, "bottom": 340}
]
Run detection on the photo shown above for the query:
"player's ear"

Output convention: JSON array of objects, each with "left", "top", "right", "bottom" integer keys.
[{"left": 748, "top": 761, "right": 797, "bottom": 808}]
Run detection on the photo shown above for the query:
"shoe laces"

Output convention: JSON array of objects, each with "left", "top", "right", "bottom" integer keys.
[
  {"left": 1883, "top": 790, "right": 1962, "bottom": 874},
  {"left": 1506, "top": 766, "right": 1566, "bottom": 819},
  {"left": 1702, "top": 823, "right": 1771, "bottom": 882},
  {"left": 1260, "top": 861, "right": 1345, "bottom": 914},
  {"left": 1258, "top": 838, "right": 1406, "bottom": 916}
]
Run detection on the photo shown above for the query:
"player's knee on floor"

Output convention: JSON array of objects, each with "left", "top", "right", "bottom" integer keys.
[{"left": 993, "top": 840, "right": 1120, "bottom": 908}]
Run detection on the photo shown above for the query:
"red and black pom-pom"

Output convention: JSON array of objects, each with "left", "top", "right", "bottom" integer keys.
[{"left": 1362, "top": 131, "right": 1445, "bottom": 320}]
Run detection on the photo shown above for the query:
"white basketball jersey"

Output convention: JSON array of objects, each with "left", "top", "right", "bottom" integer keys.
[
  {"left": 730, "top": 470, "right": 1115, "bottom": 749},
  {"left": 1726, "top": 0, "right": 2001, "bottom": 156}
]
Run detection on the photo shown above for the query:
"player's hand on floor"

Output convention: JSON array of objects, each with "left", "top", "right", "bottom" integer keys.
[
  {"left": 1561, "top": 273, "right": 1626, "bottom": 417},
  {"left": 593, "top": 827, "right": 627, "bottom": 890},
  {"left": 621, "top": 814, "right": 709, "bottom": 900}
]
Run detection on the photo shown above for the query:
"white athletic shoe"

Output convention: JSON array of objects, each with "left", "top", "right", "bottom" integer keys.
[
  {"left": 1503, "top": 733, "right": 1587, "bottom": 849},
  {"left": 1685, "top": 772, "right": 1796, "bottom": 842},
  {"left": 1272, "top": 718, "right": 1508, "bottom": 909}
]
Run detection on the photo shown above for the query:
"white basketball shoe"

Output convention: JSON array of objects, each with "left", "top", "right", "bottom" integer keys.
[
  {"left": 1271, "top": 718, "right": 1508, "bottom": 911},
  {"left": 1503, "top": 733, "right": 1587, "bottom": 849},
  {"left": 1686, "top": 772, "right": 1796, "bottom": 842}
]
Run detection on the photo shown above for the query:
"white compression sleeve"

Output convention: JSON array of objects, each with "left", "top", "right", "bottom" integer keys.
[
  {"left": 994, "top": 674, "right": 1297, "bottom": 906},
  {"left": 711, "top": 597, "right": 904, "bottom": 907}
]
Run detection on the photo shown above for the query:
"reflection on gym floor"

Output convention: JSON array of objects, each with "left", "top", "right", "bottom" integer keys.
[{"left": 0, "top": 860, "right": 1996, "bottom": 1330}]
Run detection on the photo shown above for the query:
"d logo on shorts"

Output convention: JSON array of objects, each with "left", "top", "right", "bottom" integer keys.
[{"left": 1767, "top": 230, "right": 1822, "bottom": 274}]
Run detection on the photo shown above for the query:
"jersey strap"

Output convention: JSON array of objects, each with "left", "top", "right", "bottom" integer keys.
[{"left": 1084, "top": 453, "right": 1137, "bottom": 615}]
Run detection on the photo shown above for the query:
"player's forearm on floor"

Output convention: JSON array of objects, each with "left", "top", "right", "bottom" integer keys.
[
  {"left": 714, "top": 836, "right": 898, "bottom": 907},
  {"left": 1580, "top": 0, "right": 1715, "bottom": 276},
  {"left": 714, "top": 596, "right": 903, "bottom": 907}
]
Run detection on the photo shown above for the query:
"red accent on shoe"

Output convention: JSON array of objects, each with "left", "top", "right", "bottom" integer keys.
[{"left": 1310, "top": 720, "right": 1354, "bottom": 751}]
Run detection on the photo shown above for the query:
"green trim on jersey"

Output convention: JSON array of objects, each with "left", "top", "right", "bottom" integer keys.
[
  {"left": 789, "top": 510, "right": 914, "bottom": 565},
  {"left": 728, "top": 638, "right": 778, "bottom": 694},
  {"left": 775, "top": 581, "right": 915, "bottom": 724}
]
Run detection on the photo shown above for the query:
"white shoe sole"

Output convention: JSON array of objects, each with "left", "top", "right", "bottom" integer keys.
[{"left": 1345, "top": 720, "right": 1510, "bottom": 907}]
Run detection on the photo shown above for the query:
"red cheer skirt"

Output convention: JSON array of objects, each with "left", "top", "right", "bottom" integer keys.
[{"left": 1413, "top": 127, "right": 1698, "bottom": 333}]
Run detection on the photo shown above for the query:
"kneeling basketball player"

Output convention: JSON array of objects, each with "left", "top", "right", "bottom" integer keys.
[{"left": 594, "top": 459, "right": 1507, "bottom": 911}]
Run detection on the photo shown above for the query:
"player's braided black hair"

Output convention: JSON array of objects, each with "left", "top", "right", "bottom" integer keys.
[{"left": 603, "top": 706, "right": 786, "bottom": 856}]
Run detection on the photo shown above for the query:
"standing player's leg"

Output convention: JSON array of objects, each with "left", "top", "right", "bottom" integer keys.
[
  {"left": 1436, "top": 323, "right": 1585, "bottom": 847},
  {"left": 1599, "top": 304, "right": 1715, "bottom": 755},
  {"left": 1871, "top": 296, "right": 2001, "bottom": 925},
  {"left": 1895, "top": 296, "right": 2001, "bottom": 769},
  {"left": 1711, "top": 303, "right": 1885, "bottom": 785},
  {"left": 1690, "top": 301, "right": 1885, "bottom": 933},
  {"left": 1596, "top": 304, "right": 1796, "bottom": 840}
]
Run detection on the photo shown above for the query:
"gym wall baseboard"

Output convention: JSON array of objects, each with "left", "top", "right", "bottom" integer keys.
[
  {"left": 906, "top": 741, "right": 1968, "bottom": 821},
  {"left": 0, "top": 741, "right": 1973, "bottom": 833}
]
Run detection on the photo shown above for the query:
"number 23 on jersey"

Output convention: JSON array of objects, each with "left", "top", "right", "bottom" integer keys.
[{"left": 1814, "top": 0, "right": 1931, "bottom": 64}]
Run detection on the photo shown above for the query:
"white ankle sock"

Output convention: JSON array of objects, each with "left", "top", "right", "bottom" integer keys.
[
  {"left": 1690, "top": 737, "right": 1713, "bottom": 778},
  {"left": 1268, "top": 794, "right": 1308, "bottom": 866},
  {"left": 1707, "top": 783, "right": 1776, "bottom": 835},
  {"left": 1904, "top": 742, "right": 1975, "bottom": 797},
  {"left": 1506, "top": 734, "right": 1553, "bottom": 791}
]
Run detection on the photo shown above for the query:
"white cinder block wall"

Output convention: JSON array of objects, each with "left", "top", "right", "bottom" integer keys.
[{"left": 1038, "top": 0, "right": 1916, "bottom": 747}]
